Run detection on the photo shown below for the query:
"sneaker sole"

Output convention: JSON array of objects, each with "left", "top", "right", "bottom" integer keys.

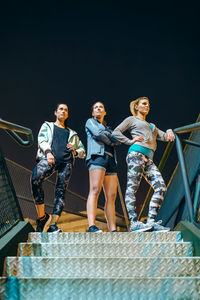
[
  {"left": 130, "top": 226, "right": 153, "bottom": 233},
  {"left": 87, "top": 230, "right": 103, "bottom": 233},
  {"left": 42, "top": 215, "right": 52, "bottom": 233},
  {"left": 154, "top": 229, "right": 171, "bottom": 232}
]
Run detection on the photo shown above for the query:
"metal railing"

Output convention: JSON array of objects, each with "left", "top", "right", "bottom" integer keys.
[
  {"left": 0, "top": 119, "right": 34, "bottom": 237},
  {"left": 174, "top": 121, "right": 200, "bottom": 223},
  {"left": 138, "top": 117, "right": 200, "bottom": 225},
  {"left": 0, "top": 118, "right": 34, "bottom": 147}
]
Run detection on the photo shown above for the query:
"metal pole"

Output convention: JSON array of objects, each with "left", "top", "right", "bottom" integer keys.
[
  {"left": 193, "top": 175, "right": 200, "bottom": 221},
  {"left": 117, "top": 177, "right": 130, "bottom": 231},
  {"left": 175, "top": 133, "right": 194, "bottom": 222}
]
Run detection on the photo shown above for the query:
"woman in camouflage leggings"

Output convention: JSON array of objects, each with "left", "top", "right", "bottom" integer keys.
[{"left": 112, "top": 97, "right": 175, "bottom": 232}]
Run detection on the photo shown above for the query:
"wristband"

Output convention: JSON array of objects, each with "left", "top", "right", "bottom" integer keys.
[{"left": 45, "top": 149, "right": 52, "bottom": 155}]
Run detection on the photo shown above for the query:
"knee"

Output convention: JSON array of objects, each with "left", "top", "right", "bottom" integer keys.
[
  {"left": 106, "top": 192, "right": 117, "bottom": 203},
  {"left": 90, "top": 186, "right": 101, "bottom": 198}
]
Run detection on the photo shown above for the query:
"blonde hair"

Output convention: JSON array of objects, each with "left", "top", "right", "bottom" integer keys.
[{"left": 130, "top": 97, "right": 150, "bottom": 116}]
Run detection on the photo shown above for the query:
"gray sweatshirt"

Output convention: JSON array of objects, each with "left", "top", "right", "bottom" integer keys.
[{"left": 112, "top": 116, "right": 168, "bottom": 151}]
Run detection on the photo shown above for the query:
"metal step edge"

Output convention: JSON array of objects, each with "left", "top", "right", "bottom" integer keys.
[
  {"left": 1, "top": 277, "right": 200, "bottom": 300},
  {"left": 18, "top": 242, "right": 193, "bottom": 257},
  {"left": 5, "top": 257, "right": 200, "bottom": 278},
  {"left": 29, "top": 231, "right": 183, "bottom": 243}
]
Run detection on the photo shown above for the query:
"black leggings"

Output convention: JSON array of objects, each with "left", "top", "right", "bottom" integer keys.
[{"left": 31, "top": 158, "right": 72, "bottom": 215}]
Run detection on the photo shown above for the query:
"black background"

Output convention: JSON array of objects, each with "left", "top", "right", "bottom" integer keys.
[{"left": 1, "top": 2, "right": 199, "bottom": 213}]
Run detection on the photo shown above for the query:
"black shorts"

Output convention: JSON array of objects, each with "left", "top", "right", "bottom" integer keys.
[{"left": 87, "top": 153, "right": 117, "bottom": 175}]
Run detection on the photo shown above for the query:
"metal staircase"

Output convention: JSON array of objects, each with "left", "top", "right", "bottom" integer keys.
[{"left": 1, "top": 231, "right": 200, "bottom": 299}]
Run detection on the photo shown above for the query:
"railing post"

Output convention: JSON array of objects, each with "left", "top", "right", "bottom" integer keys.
[
  {"left": 175, "top": 133, "right": 194, "bottom": 222},
  {"left": 193, "top": 175, "right": 200, "bottom": 221},
  {"left": 117, "top": 177, "right": 130, "bottom": 231}
]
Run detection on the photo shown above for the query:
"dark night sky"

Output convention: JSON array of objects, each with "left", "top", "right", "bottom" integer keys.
[{"left": 0, "top": 2, "right": 200, "bottom": 213}]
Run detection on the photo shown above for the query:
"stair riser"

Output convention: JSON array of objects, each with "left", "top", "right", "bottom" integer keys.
[
  {"left": 6, "top": 257, "right": 200, "bottom": 278},
  {"left": 29, "top": 232, "right": 183, "bottom": 243},
  {"left": 1, "top": 278, "right": 200, "bottom": 300},
  {"left": 19, "top": 242, "right": 193, "bottom": 257}
]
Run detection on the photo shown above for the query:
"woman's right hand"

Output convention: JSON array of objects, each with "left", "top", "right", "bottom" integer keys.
[
  {"left": 47, "top": 152, "right": 55, "bottom": 166},
  {"left": 131, "top": 135, "right": 144, "bottom": 144}
]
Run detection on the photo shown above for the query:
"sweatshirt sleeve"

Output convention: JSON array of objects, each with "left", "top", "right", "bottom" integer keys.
[
  {"left": 38, "top": 123, "right": 52, "bottom": 153},
  {"left": 73, "top": 135, "right": 86, "bottom": 159},
  {"left": 156, "top": 126, "right": 167, "bottom": 141},
  {"left": 112, "top": 117, "right": 134, "bottom": 145},
  {"left": 85, "top": 118, "right": 114, "bottom": 145}
]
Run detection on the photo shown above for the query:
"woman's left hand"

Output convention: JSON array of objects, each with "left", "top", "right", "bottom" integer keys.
[
  {"left": 67, "top": 144, "right": 76, "bottom": 156},
  {"left": 166, "top": 130, "right": 175, "bottom": 142}
]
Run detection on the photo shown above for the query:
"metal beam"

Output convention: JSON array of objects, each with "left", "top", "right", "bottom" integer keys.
[{"left": 175, "top": 134, "right": 194, "bottom": 222}]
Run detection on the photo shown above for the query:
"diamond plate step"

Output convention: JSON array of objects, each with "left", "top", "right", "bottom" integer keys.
[
  {"left": 19, "top": 242, "right": 193, "bottom": 257},
  {"left": 1, "top": 277, "right": 200, "bottom": 300},
  {"left": 29, "top": 231, "right": 183, "bottom": 244},
  {"left": 5, "top": 257, "right": 200, "bottom": 278}
]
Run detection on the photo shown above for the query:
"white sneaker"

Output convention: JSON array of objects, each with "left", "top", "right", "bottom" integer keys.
[
  {"left": 130, "top": 221, "right": 153, "bottom": 232},
  {"left": 148, "top": 220, "right": 171, "bottom": 232}
]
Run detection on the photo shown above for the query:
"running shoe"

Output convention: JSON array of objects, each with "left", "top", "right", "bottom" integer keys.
[
  {"left": 130, "top": 221, "right": 153, "bottom": 232},
  {"left": 47, "top": 224, "right": 62, "bottom": 233},
  {"left": 36, "top": 213, "right": 51, "bottom": 232},
  {"left": 148, "top": 220, "right": 171, "bottom": 232},
  {"left": 87, "top": 225, "right": 102, "bottom": 233}
]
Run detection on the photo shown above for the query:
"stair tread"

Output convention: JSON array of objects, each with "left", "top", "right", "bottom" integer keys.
[
  {"left": 29, "top": 231, "right": 183, "bottom": 243},
  {"left": 19, "top": 241, "right": 193, "bottom": 257},
  {"left": 6, "top": 256, "right": 200, "bottom": 278},
  {"left": 1, "top": 277, "right": 200, "bottom": 300}
]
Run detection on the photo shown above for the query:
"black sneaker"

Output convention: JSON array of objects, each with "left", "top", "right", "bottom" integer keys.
[
  {"left": 36, "top": 213, "right": 51, "bottom": 232},
  {"left": 111, "top": 230, "right": 118, "bottom": 232},
  {"left": 87, "top": 225, "right": 102, "bottom": 233},
  {"left": 47, "top": 224, "right": 62, "bottom": 233}
]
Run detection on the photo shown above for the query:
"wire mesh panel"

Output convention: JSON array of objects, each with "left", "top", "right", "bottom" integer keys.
[
  {"left": 0, "top": 148, "right": 23, "bottom": 237},
  {"left": 4, "top": 158, "right": 126, "bottom": 231},
  {"left": 5, "top": 159, "right": 88, "bottom": 220}
]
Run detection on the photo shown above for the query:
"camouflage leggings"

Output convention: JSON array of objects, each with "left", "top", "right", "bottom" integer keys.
[
  {"left": 125, "top": 151, "right": 167, "bottom": 223},
  {"left": 31, "top": 158, "right": 72, "bottom": 215}
]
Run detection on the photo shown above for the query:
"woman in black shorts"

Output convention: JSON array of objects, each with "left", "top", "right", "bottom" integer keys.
[{"left": 85, "top": 102, "right": 119, "bottom": 232}]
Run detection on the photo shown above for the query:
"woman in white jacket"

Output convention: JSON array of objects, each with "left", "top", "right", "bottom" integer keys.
[{"left": 31, "top": 103, "right": 85, "bottom": 233}]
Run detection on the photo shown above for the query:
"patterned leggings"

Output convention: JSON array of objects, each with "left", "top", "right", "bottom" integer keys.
[
  {"left": 31, "top": 159, "right": 72, "bottom": 215},
  {"left": 125, "top": 151, "right": 167, "bottom": 223}
]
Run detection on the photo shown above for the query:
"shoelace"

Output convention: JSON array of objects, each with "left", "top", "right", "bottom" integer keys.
[{"left": 149, "top": 220, "right": 163, "bottom": 226}]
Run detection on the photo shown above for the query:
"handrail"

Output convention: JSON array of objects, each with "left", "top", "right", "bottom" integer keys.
[
  {"left": 0, "top": 118, "right": 34, "bottom": 147},
  {"left": 174, "top": 122, "right": 200, "bottom": 134},
  {"left": 138, "top": 118, "right": 200, "bottom": 223}
]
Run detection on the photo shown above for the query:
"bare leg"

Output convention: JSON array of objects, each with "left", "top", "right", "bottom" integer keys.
[
  {"left": 103, "top": 175, "right": 118, "bottom": 231},
  {"left": 87, "top": 169, "right": 105, "bottom": 227},
  {"left": 36, "top": 204, "right": 45, "bottom": 218},
  {"left": 50, "top": 214, "right": 59, "bottom": 225}
]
